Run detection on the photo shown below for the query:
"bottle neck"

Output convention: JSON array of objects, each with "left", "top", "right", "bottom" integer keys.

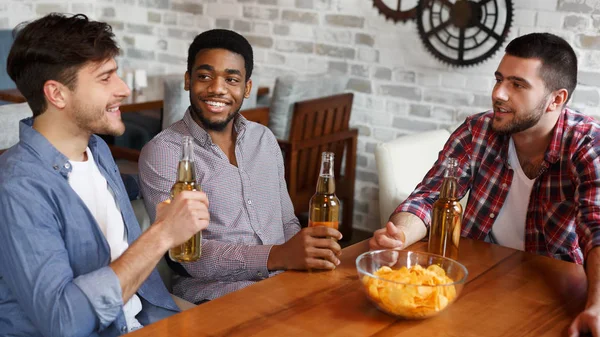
[
  {"left": 176, "top": 160, "right": 196, "bottom": 183},
  {"left": 316, "top": 175, "right": 335, "bottom": 194},
  {"left": 177, "top": 136, "right": 195, "bottom": 182},
  {"left": 316, "top": 153, "right": 335, "bottom": 194},
  {"left": 439, "top": 176, "right": 458, "bottom": 200},
  {"left": 440, "top": 158, "right": 459, "bottom": 200}
]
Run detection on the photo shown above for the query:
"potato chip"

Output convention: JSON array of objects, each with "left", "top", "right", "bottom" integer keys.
[{"left": 363, "top": 264, "right": 457, "bottom": 318}]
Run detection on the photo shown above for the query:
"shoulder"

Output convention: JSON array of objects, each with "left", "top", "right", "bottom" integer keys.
[
  {"left": 563, "top": 108, "right": 600, "bottom": 137},
  {"left": 244, "top": 121, "right": 279, "bottom": 145},
  {"left": 0, "top": 143, "right": 49, "bottom": 182},
  {"left": 447, "top": 111, "right": 494, "bottom": 140},
  {"left": 140, "top": 121, "right": 186, "bottom": 162}
]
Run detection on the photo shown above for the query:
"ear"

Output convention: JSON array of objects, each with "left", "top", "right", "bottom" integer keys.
[
  {"left": 547, "top": 88, "right": 569, "bottom": 112},
  {"left": 42, "top": 80, "right": 68, "bottom": 110},
  {"left": 244, "top": 79, "right": 252, "bottom": 99},
  {"left": 184, "top": 71, "right": 190, "bottom": 91}
]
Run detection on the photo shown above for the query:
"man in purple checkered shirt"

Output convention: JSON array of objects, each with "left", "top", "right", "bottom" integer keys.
[
  {"left": 139, "top": 29, "right": 343, "bottom": 305},
  {"left": 370, "top": 33, "right": 600, "bottom": 336}
]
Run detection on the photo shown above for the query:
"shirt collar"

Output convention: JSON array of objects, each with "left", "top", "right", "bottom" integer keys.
[
  {"left": 182, "top": 108, "right": 248, "bottom": 147},
  {"left": 545, "top": 108, "right": 568, "bottom": 164},
  {"left": 18, "top": 117, "right": 98, "bottom": 178}
]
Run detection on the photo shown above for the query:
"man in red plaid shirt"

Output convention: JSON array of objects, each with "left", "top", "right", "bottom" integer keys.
[{"left": 370, "top": 33, "right": 600, "bottom": 336}]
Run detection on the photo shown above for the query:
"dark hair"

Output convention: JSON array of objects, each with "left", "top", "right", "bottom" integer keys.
[
  {"left": 187, "top": 29, "right": 253, "bottom": 81},
  {"left": 7, "top": 13, "right": 119, "bottom": 117},
  {"left": 505, "top": 33, "right": 577, "bottom": 103}
]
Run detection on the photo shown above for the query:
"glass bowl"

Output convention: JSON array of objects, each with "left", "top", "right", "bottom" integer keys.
[{"left": 356, "top": 250, "right": 468, "bottom": 319}]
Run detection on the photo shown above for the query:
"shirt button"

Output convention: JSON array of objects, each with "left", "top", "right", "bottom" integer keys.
[
  {"left": 247, "top": 199, "right": 252, "bottom": 205},
  {"left": 53, "top": 165, "right": 59, "bottom": 170},
  {"left": 64, "top": 163, "right": 71, "bottom": 169},
  {"left": 501, "top": 183, "right": 507, "bottom": 188},
  {"left": 258, "top": 271, "right": 263, "bottom": 277},
  {"left": 489, "top": 213, "right": 495, "bottom": 219},
  {"left": 121, "top": 326, "right": 127, "bottom": 333}
]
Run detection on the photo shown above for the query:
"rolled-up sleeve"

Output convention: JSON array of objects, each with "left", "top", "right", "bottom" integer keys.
[
  {"left": 0, "top": 182, "right": 123, "bottom": 337},
  {"left": 393, "top": 121, "right": 473, "bottom": 228}
]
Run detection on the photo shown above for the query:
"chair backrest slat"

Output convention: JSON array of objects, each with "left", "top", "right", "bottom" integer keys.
[{"left": 288, "top": 93, "right": 353, "bottom": 193}]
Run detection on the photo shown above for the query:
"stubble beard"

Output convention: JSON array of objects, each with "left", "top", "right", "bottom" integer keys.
[{"left": 491, "top": 96, "right": 548, "bottom": 136}]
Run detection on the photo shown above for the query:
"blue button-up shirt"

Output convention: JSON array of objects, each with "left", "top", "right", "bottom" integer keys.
[{"left": 0, "top": 118, "right": 179, "bottom": 337}]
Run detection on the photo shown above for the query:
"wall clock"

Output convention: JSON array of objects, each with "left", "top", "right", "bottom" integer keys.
[{"left": 373, "top": 0, "right": 514, "bottom": 67}]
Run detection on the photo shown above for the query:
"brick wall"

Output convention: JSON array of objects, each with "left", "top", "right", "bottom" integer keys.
[{"left": 2, "top": 0, "right": 599, "bottom": 232}]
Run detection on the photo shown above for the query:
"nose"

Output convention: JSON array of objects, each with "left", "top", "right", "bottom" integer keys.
[
  {"left": 492, "top": 81, "right": 508, "bottom": 103},
  {"left": 207, "top": 77, "right": 227, "bottom": 95},
  {"left": 116, "top": 75, "right": 132, "bottom": 98}
]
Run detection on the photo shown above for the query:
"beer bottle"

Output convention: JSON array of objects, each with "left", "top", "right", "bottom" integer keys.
[
  {"left": 428, "top": 157, "right": 462, "bottom": 260},
  {"left": 308, "top": 152, "right": 340, "bottom": 237},
  {"left": 169, "top": 136, "right": 202, "bottom": 262}
]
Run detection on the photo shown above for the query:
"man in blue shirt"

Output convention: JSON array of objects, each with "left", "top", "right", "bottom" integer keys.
[{"left": 0, "top": 13, "right": 209, "bottom": 337}]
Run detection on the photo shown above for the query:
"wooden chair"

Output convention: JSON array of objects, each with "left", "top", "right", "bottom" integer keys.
[{"left": 278, "top": 93, "right": 357, "bottom": 240}]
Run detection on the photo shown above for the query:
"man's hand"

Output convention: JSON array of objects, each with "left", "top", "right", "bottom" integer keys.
[
  {"left": 268, "top": 226, "right": 343, "bottom": 271},
  {"left": 568, "top": 304, "right": 600, "bottom": 337},
  {"left": 369, "top": 221, "right": 406, "bottom": 250},
  {"left": 154, "top": 190, "right": 210, "bottom": 249}
]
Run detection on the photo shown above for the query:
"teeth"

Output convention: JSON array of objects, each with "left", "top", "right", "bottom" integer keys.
[
  {"left": 206, "top": 101, "right": 226, "bottom": 107},
  {"left": 107, "top": 107, "right": 118, "bottom": 112}
]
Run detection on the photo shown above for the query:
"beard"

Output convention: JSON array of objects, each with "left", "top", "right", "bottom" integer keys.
[
  {"left": 491, "top": 95, "right": 548, "bottom": 136},
  {"left": 189, "top": 94, "right": 242, "bottom": 132},
  {"left": 71, "top": 97, "right": 125, "bottom": 137}
]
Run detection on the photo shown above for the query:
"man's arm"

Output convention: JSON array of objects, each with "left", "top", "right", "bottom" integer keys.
[
  {"left": 369, "top": 121, "right": 473, "bottom": 251},
  {"left": 111, "top": 191, "right": 209, "bottom": 302},
  {"left": 369, "top": 212, "right": 428, "bottom": 250},
  {"left": 274, "top": 135, "right": 301, "bottom": 241},
  {"left": 0, "top": 181, "right": 207, "bottom": 337},
  {"left": 0, "top": 183, "right": 107, "bottom": 337},
  {"left": 569, "top": 246, "right": 600, "bottom": 337},
  {"left": 568, "top": 137, "right": 600, "bottom": 337}
]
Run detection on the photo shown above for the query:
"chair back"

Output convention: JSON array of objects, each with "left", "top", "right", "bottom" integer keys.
[
  {"left": 287, "top": 93, "right": 353, "bottom": 205},
  {"left": 375, "top": 126, "right": 469, "bottom": 228},
  {"left": 268, "top": 74, "right": 348, "bottom": 141},
  {"left": 0, "top": 102, "right": 32, "bottom": 151},
  {"left": 0, "top": 29, "right": 15, "bottom": 91}
]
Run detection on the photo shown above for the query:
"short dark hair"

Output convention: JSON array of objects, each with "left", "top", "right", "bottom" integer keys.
[
  {"left": 505, "top": 33, "right": 577, "bottom": 103},
  {"left": 7, "top": 13, "right": 119, "bottom": 117},
  {"left": 187, "top": 29, "right": 253, "bottom": 81}
]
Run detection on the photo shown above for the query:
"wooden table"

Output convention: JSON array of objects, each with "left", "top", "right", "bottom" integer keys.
[
  {"left": 0, "top": 79, "right": 270, "bottom": 112},
  {"left": 127, "top": 238, "right": 587, "bottom": 337}
]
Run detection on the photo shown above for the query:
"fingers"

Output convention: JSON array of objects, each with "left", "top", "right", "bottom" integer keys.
[
  {"left": 175, "top": 190, "right": 209, "bottom": 207},
  {"left": 311, "top": 237, "right": 342, "bottom": 256},
  {"left": 306, "top": 257, "right": 337, "bottom": 270},
  {"left": 306, "top": 226, "right": 343, "bottom": 241},
  {"left": 305, "top": 247, "right": 340, "bottom": 269},
  {"left": 568, "top": 316, "right": 582, "bottom": 337},
  {"left": 386, "top": 221, "right": 405, "bottom": 242},
  {"left": 370, "top": 227, "right": 403, "bottom": 250}
]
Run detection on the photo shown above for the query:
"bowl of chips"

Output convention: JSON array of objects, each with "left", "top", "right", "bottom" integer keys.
[{"left": 356, "top": 250, "right": 468, "bottom": 319}]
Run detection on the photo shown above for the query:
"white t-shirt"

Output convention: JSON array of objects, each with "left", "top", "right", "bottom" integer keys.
[
  {"left": 491, "top": 138, "right": 535, "bottom": 251},
  {"left": 68, "top": 148, "right": 143, "bottom": 332}
]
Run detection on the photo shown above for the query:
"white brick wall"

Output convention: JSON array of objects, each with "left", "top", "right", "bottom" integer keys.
[{"left": 2, "top": 0, "right": 599, "bottom": 232}]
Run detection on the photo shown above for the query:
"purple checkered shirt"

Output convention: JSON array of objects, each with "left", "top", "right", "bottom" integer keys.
[
  {"left": 395, "top": 108, "right": 600, "bottom": 264},
  {"left": 139, "top": 109, "right": 300, "bottom": 303}
]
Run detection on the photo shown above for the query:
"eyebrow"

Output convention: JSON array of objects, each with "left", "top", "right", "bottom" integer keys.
[
  {"left": 194, "top": 64, "right": 243, "bottom": 77},
  {"left": 494, "top": 71, "right": 531, "bottom": 87},
  {"left": 96, "top": 66, "right": 117, "bottom": 79}
]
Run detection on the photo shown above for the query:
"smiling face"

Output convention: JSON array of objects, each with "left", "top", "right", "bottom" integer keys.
[
  {"left": 67, "top": 58, "right": 131, "bottom": 136},
  {"left": 491, "top": 54, "right": 552, "bottom": 135},
  {"left": 185, "top": 48, "right": 252, "bottom": 132}
]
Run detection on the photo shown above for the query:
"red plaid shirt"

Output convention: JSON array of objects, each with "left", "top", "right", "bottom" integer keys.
[{"left": 395, "top": 108, "right": 600, "bottom": 264}]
